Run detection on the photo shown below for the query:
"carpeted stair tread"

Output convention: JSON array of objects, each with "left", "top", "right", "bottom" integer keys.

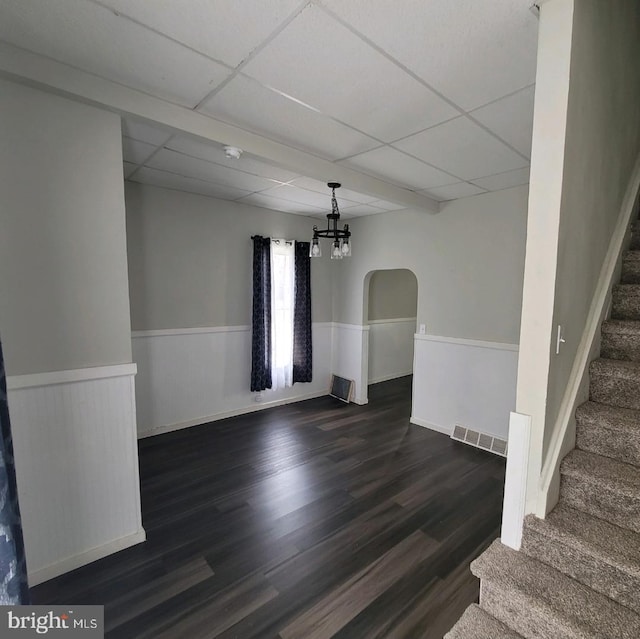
[
  {"left": 444, "top": 604, "right": 524, "bottom": 639},
  {"left": 602, "top": 319, "right": 640, "bottom": 335},
  {"left": 522, "top": 505, "right": 640, "bottom": 613},
  {"left": 560, "top": 450, "right": 640, "bottom": 532},
  {"left": 472, "top": 540, "right": 640, "bottom": 639},
  {"left": 590, "top": 358, "right": 640, "bottom": 410},
  {"left": 622, "top": 251, "right": 640, "bottom": 283},
  {"left": 561, "top": 449, "right": 640, "bottom": 496},
  {"left": 575, "top": 401, "right": 640, "bottom": 467},
  {"left": 612, "top": 284, "right": 640, "bottom": 320}
]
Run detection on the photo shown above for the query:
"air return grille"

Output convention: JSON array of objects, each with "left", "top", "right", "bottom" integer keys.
[{"left": 451, "top": 425, "right": 508, "bottom": 457}]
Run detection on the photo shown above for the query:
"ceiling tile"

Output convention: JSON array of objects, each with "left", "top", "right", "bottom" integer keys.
[
  {"left": 423, "top": 182, "right": 487, "bottom": 202},
  {"left": 320, "top": 0, "right": 538, "bottom": 110},
  {"left": 242, "top": 5, "right": 458, "bottom": 141},
  {"left": 147, "top": 149, "right": 282, "bottom": 192},
  {"left": 393, "top": 117, "right": 529, "bottom": 180},
  {"left": 471, "top": 167, "right": 530, "bottom": 191},
  {"left": 288, "top": 177, "right": 379, "bottom": 204},
  {"left": 0, "top": 0, "right": 230, "bottom": 107},
  {"left": 340, "top": 203, "right": 386, "bottom": 216},
  {"left": 123, "top": 161, "right": 138, "bottom": 178},
  {"left": 236, "top": 192, "right": 324, "bottom": 216},
  {"left": 368, "top": 199, "right": 407, "bottom": 212},
  {"left": 201, "top": 74, "right": 379, "bottom": 160},
  {"left": 121, "top": 117, "right": 173, "bottom": 145},
  {"left": 341, "top": 146, "right": 459, "bottom": 189},
  {"left": 122, "top": 137, "right": 157, "bottom": 164},
  {"left": 470, "top": 86, "right": 535, "bottom": 157},
  {"left": 259, "top": 184, "right": 346, "bottom": 209},
  {"left": 165, "top": 136, "right": 300, "bottom": 183},
  {"left": 98, "top": 0, "right": 302, "bottom": 68},
  {"left": 130, "top": 166, "right": 252, "bottom": 200}
]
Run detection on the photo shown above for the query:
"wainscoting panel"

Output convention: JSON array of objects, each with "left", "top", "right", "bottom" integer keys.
[
  {"left": 411, "top": 335, "right": 518, "bottom": 440},
  {"left": 7, "top": 365, "right": 144, "bottom": 585},
  {"left": 331, "top": 323, "right": 369, "bottom": 405},
  {"left": 368, "top": 318, "right": 416, "bottom": 384},
  {"left": 133, "top": 323, "right": 333, "bottom": 437}
]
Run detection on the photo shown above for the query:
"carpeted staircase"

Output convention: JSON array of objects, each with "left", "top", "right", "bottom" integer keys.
[{"left": 445, "top": 225, "right": 640, "bottom": 639}]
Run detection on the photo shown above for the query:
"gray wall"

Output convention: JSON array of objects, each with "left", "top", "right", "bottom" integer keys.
[
  {"left": 333, "top": 185, "right": 528, "bottom": 343},
  {"left": 368, "top": 269, "right": 417, "bottom": 321},
  {"left": 125, "top": 182, "right": 333, "bottom": 329},
  {"left": 542, "top": 0, "right": 640, "bottom": 453},
  {"left": 0, "top": 79, "right": 132, "bottom": 375}
]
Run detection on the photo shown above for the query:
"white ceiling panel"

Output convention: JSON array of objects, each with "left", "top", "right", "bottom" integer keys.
[
  {"left": 121, "top": 117, "right": 173, "bottom": 145},
  {"left": 259, "top": 184, "right": 353, "bottom": 209},
  {"left": 368, "top": 200, "right": 407, "bottom": 212},
  {"left": 340, "top": 203, "right": 387, "bottom": 216},
  {"left": 471, "top": 167, "right": 531, "bottom": 191},
  {"left": 130, "top": 167, "right": 252, "bottom": 200},
  {"left": 341, "top": 147, "right": 459, "bottom": 190},
  {"left": 123, "top": 161, "right": 137, "bottom": 178},
  {"left": 165, "top": 136, "right": 300, "bottom": 183},
  {"left": 122, "top": 138, "right": 157, "bottom": 164},
  {"left": 471, "top": 86, "right": 536, "bottom": 158},
  {"left": 320, "top": 0, "right": 538, "bottom": 111},
  {"left": 424, "top": 182, "right": 487, "bottom": 202},
  {"left": 242, "top": 4, "right": 458, "bottom": 141},
  {"left": 0, "top": 0, "right": 230, "bottom": 107},
  {"left": 147, "top": 149, "right": 282, "bottom": 192},
  {"left": 201, "top": 74, "right": 379, "bottom": 160},
  {"left": 98, "top": 0, "right": 302, "bottom": 68},
  {"left": 236, "top": 192, "right": 324, "bottom": 216},
  {"left": 394, "top": 117, "right": 529, "bottom": 180},
  {"left": 289, "top": 177, "right": 380, "bottom": 204}
]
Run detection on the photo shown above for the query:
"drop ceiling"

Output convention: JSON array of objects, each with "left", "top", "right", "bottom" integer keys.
[{"left": 0, "top": 0, "right": 538, "bottom": 217}]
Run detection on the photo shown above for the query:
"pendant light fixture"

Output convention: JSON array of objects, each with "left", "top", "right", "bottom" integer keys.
[{"left": 309, "top": 182, "right": 351, "bottom": 259}]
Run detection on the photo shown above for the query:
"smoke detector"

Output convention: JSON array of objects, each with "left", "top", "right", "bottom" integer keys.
[{"left": 223, "top": 145, "right": 243, "bottom": 160}]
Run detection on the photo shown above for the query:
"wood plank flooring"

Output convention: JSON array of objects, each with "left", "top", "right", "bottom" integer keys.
[{"left": 30, "top": 376, "right": 505, "bottom": 638}]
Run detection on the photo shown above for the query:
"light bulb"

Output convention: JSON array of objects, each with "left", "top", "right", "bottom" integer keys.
[
  {"left": 309, "top": 239, "right": 321, "bottom": 257},
  {"left": 331, "top": 241, "right": 342, "bottom": 259},
  {"left": 341, "top": 240, "right": 351, "bottom": 257}
]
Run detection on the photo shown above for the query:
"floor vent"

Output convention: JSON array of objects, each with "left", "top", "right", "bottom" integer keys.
[{"left": 451, "top": 425, "right": 508, "bottom": 457}]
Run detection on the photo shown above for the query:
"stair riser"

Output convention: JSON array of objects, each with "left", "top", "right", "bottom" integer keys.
[
  {"left": 576, "top": 423, "right": 640, "bottom": 468},
  {"left": 480, "top": 580, "right": 577, "bottom": 639},
  {"left": 560, "top": 475, "right": 640, "bottom": 533},
  {"left": 622, "top": 260, "right": 640, "bottom": 284},
  {"left": 612, "top": 291, "right": 640, "bottom": 321},
  {"left": 521, "top": 527, "right": 640, "bottom": 615},
  {"left": 590, "top": 372, "right": 640, "bottom": 410},
  {"left": 601, "top": 333, "right": 640, "bottom": 362},
  {"left": 631, "top": 233, "right": 640, "bottom": 251}
]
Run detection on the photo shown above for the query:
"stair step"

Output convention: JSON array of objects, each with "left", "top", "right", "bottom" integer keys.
[
  {"left": 560, "top": 449, "right": 640, "bottom": 533},
  {"left": 522, "top": 504, "right": 640, "bottom": 614},
  {"left": 472, "top": 540, "right": 640, "bottom": 639},
  {"left": 601, "top": 320, "right": 640, "bottom": 361},
  {"left": 622, "top": 251, "right": 640, "bottom": 283},
  {"left": 631, "top": 225, "right": 640, "bottom": 250},
  {"left": 445, "top": 604, "right": 523, "bottom": 639},
  {"left": 575, "top": 401, "right": 640, "bottom": 467},
  {"left": 590, "top": 358, "right": 640, "bottom": 410},
  {"left": 612, "top": 284, "right": 640, "bottom": 320}
]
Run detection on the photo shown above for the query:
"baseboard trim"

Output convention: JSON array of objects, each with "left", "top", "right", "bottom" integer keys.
[
  {"left": 369, "top": 371, "right": 413, "bottom": 385},
  {"left": 410, "top": 416, "right": 451, "bottom": 435},
  {"left": 7, "top": 363, "right": 137, "bottom": 390},
  {"left": 28, "top": 528, "right": 146, "bottom": 586},
  {"left": 138, "top": 390, "right": 329, "bottom": 438}
]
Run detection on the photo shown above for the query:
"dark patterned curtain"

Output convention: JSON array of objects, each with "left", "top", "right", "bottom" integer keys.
[
  {"left": 293, "top": 242, "right": 313, "bottom": 384},
  {"left": 0, "top": 340, "right": 29, "bottom": 604},
  {"left": 251, "top": 236, "right": 272, "bottom": 392}
]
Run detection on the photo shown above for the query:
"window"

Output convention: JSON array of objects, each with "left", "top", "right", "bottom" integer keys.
[{"left": 270, "top": 240, "right": 295, "bottom": 389}]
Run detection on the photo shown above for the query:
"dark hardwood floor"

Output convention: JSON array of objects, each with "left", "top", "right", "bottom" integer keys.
[{"left": 31, "top": 376, "right": 505, "bottom": 638}]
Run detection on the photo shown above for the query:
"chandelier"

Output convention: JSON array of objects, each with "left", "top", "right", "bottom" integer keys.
[{"left": 309, "top": 182, "right": 351, "bottom": 259}]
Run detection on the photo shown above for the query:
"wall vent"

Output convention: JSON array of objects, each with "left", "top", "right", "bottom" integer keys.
[{"left": 451, "top": 425, "right": 508, "bottom": 457}]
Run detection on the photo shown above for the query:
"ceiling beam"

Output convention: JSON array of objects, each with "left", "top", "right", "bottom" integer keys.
[{"left": 0, "top": 42, "right": 440, "bottom": 213}]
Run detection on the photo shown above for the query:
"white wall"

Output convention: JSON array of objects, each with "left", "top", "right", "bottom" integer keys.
[
  {"left": 368, "top": 269, "right": 418, "bottom": 321},
  {"left": 126, "top": 182, "right": 336, "bottom": 433},
  {"left": 0, "top": 79, "right": 142, "bottom": 582},
  {"left": 368, "top": 319, "right": 416, "bottom": 384},
  {"left": 331, "top": 186, "right": 528, "bottom": 432},
  {"left": 516, "top": 0, "right": 640, "bottom": 513}
]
